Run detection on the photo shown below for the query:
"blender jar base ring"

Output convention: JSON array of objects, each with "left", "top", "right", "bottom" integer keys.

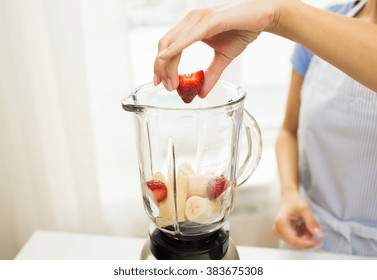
[{"left": 146, "top": 228, "right": 235, "bottom": 260}]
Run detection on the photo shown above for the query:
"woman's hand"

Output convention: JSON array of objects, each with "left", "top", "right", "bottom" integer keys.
[
  {"left": 155, "top": 0, "right": 377, "bottom": 95},
  {"left": 154, "top": 0, "right": 279, "bottom": 97},
  {"left": 272, "top": 192, "right": 324, "bottom": 249}
]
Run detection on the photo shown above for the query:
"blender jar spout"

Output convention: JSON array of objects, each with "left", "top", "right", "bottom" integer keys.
[{"left": 121, "top": 94, "right": 144, "bottom": 112}]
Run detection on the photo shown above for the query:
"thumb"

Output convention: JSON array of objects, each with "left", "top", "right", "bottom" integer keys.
[{"left": 199, "top": 51, "right": 232, "bottom": 98}]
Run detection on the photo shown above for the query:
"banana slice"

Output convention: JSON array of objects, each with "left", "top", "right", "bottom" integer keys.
[
  {"left": 152, "top": 172, "right": 166, "bottom": 182},
  {"left": 179, "top": 162, "right": 195, "bottom": 176},
  {"left": 155, "top": 217, "right": 174, "bottom": 228},
  {"left": 175, "top": 163, "right": 190, "bottom": 221},
  {"left": 150, "top": 172, "right": 173, "bottom": 227},
  {"left": 185, "top": 196, "right": 221, "bottom": 224},
  {"left": 157, "top": 172, "right": 174, "bottom": 226},
  {"left": 157, "top": 163, "right": 193, "bottom": 227},
  {"left": 188, "top": 175, "right": 211, "bottom": 197}
]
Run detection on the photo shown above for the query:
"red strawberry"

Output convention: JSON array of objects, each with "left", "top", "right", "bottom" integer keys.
[
  {"left": 146, "top": 179, "right": 167, "bottom": 203},
  {"left": 176, "top": 70, "right": 205, "bottom": 103},
  {"left": 207, "top": 176, "right": 229, "bottom": 200},
  {"left": 294, "top": 219, "right": 311, "bottom": 238}
]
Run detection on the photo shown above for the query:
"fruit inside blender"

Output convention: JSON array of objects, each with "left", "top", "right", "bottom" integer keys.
[{"left": 145, "top": 162, "right": 232, "bottom": 235}]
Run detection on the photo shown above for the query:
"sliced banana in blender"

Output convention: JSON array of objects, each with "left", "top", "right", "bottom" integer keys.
[
  {"left": 175, "top": 163, "right": 191, "bottom": 222},
  {"left": 179, "top": 162, "right": 195, "bottom": 176},
  {"left": 150, "top": 172, "right": 174, "bottom": 227},
  {"left": 157, "top": 173, "right": 174, "bottom": 226},
  {"left": 157, "top": 163, "right": 193, "bottom": 226},
  {"left": 188, "top": 175, "right": 211, "bottom": 197},
  {"left": 152, "top": 172, "right": 166, "bottom": 182},
  {"left": 185, "top": 196, "right": 221, "bottom": 224}
]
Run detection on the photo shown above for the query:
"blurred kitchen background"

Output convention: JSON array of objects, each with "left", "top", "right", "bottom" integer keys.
[{"left": 0, "top": 0, "right": 349, "bottom": 259}]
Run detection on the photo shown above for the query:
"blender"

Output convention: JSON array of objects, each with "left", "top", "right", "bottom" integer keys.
[{"left": 122, "top": 81, "right": 262, "bottom": 260}]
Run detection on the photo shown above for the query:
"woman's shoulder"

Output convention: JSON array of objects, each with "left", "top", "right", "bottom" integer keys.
[{"left": 291, "top": 1, "right": 358, "bottom": 77}]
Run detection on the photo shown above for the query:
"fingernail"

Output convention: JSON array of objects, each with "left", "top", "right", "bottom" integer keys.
[
  {"left": 153, "top": 74, "right": 158, "bottom": 86},
  {"left": 158, "top": 49, "right": 167, "bottom": 58},
  {"left": 162, "top": 79, "right": 168, "bottom": 90},
  {"left": 167, "top": 79, "right": 173, "bottom": 91},
  {"left": 313, "top": 227, "right": 324, "bottom": 237}
]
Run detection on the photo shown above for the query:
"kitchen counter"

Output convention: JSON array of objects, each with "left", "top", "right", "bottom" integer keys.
[{"left": 15, "top": 230, "right": 369, "bottom": 260}]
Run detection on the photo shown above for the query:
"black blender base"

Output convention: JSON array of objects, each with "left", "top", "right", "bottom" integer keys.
[{"left": 140, "top": 228, "right": 239, "bottom": 260}]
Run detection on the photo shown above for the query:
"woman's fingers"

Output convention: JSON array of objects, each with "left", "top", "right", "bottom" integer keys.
[
  {"left": 272, "top": 199, "right": 324, "bottom": 249},
  {"left": 199, "top": 51, "right": 232, "bottom": 98},
  {"left": 154, "top": 54, "right": 181, "bottom": 91},
  {"left": 154, "top": 9, "right": 216, "bottom": 91},
  {"left": 273, "top": 218, "right": 321, "bottom": 249},
  {"left": 299, "top": 206, "right": 324, "bottom": 238}
]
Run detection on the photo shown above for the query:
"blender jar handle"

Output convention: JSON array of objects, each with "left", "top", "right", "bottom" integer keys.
[{"left": 236, "top": 109, "right": 262, "bottom": 186}]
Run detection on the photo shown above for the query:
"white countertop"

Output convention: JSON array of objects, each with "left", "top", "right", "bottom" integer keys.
[{"left": 15, "top": 231, "right": 369, "bottom": 260}]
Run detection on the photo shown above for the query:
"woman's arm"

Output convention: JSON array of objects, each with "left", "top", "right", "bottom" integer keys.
[
  {"left": 270, "top": 0, "right": 377, "bottom": 92},
  {"left": 273, "top": 69, "right": 323, "bottom": 249},
  {"left": 155, "top": 0, "right": 377, "bottom": 94},
  {"left": 275, "top": 69, "right": 301, "bottom": 197}
]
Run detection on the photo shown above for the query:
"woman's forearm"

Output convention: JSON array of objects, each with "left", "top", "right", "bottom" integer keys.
[
  {"left": 276, "top": 130, "right": 300, "bottom": 197},
  {"left": 270, "top": 0, "right": 377, "bottom": 92},
  {"left": 275, "top": 68, "right": 302, "bottom": 197}
]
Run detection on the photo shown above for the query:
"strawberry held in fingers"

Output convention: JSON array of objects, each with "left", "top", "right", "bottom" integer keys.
[
  {"left": 176, "top": 70, "right": 205, "bottom": 103},
  {"left": 146, "top": 179, "right": 167, "bottom": 203}
]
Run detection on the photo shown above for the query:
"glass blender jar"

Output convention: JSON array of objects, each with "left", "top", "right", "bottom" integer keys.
[{"left": 122, "top": 81, "right": 262, "bottom": 259}]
